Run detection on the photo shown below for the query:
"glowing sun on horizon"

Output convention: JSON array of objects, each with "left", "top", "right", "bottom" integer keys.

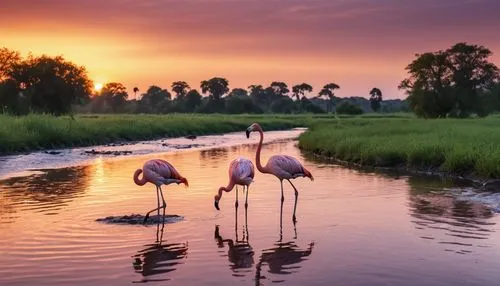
[{"left": 94, "top": 83, "right": 103, "bottom": 92}]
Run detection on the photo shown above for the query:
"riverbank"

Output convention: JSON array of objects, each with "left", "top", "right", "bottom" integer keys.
[
  {"left": 298, "top": 117, "right": 500, "bottom": 180},
  {"left": 0, "top": 114, "right": 311, "bottom": 154}
]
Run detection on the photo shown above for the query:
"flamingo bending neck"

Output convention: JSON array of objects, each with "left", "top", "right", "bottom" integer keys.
[
  {"left": 215, "top": 180, "right": 236, "bottom": 201},
  {"left": 133, "top": 169, "right": 147, "bottom": 186}
]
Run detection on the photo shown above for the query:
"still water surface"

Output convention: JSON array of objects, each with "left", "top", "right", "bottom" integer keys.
[{"left": 1, "top": 130, "right": 500, "bottom": 285}]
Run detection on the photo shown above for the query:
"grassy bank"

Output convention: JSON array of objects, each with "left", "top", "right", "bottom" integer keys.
[
  {"left": 0, "top": 113, "right": 314, "bottom": 154},
  {"left": 298, "top": 117, "right": 500, "bottom": 179}
]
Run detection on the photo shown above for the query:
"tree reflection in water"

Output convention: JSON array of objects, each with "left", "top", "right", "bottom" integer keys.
[
  {"left": 408, "top": 176, "right": 495, "bottom": 254},
  {"left": 132, "top": 209, "right": 188, "bottom": 283},
  {"left": 0, "top": 166, "right": 90, "bottom": 219}
]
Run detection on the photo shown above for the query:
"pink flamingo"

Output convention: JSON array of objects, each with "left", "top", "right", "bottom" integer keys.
[
  {"left": 245, "top": 123, "right": 313, "bottom": 222},
  {"left": 134, "top": 159, "right": 189, "bottom": 223},
  {"left": 214, "top": 157, "right": 255, "bottom": 211}
]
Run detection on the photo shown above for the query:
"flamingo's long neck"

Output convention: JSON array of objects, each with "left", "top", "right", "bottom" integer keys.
[
  {"left": 255, "top": 129, "right": 268, "bottom": 174},
  {"left": 133, "top": 169, "right": 147, "bottom": 186},
  {"left": 216, "top": 180, "right": 236, "bottom": 201}
]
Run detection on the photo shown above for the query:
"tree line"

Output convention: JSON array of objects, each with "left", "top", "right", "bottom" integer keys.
[{"left": 1, "top": 42, "right": 499, "bottom": 118}]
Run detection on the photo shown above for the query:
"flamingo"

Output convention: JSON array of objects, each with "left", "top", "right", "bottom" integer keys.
[
  {"left": 133, "top": 159, "right": 189, "bottom": 223},
  {"left": 214, "top": 157, "right": 255, "bottom": 211},
  {"left": 245, "top": 123, "right": 313, "bottom": 222}
]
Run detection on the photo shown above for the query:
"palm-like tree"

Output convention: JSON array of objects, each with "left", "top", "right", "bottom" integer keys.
[
  {"left": 292, "top": 83, "right": 313, "bottom": 101},
  {"left": 171, "top": 81, "right": 190, "bottom": 101},
  {"left": 369, "top": 88, "right": 383, "bottom": 112},
  {"left": 317, "top": 83, "right": 340, "bottom": 113},
  {"left": 133, "top": 87, "right": 139, "bottom": 100}
]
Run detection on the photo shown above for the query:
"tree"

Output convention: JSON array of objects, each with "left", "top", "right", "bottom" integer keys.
[
  {"left": 100, "top": 82, "right": 128, "bottom": 112},
  {"left": 337, "top": 101, "right": 363, "bottom": 115},
  {"left": 317, "top": 83, "right": 340, "bottom": 113},
  {"left": 399, "top": 42, "right": 500, "bottom": 118},
  {"left": 0, "top": 47, "right": 21, "bottom": 82},
  {"left": 292, "top": 83, "right": 313, "bottom": 101},
  {"left": 270, "top": 81, "right": 289, "bottom": 97},
  {"left": 270, "top": 96, "right": 297, "bottom": 113},
  {"left": 227, "top": 88, "right": 248, "bottom": 98},
  {"left": 139, "top": 85, "right": 171, "bottom": 113},
  {"left": 369, "top": 88, "right": 383, "bottom": 112},
  {"left": 133, "top": 87, "right": 139, "bottom": 100},
  {"left": 200, "top": 77, "right": 229, "bottom": 100},
  {"left": 184, "top": 89, "right": 202, "bottom": 112},
  {"left": 225, "top": 96, "right": 263, "bottom": 114},
  {"left": 171, "top": 81, "right": 190, "bottom": 101},
  {"left": 299, "top": 96, "right": 325, "bottom": 113},
  {"left": 2, "top": 52, "right": 93, "bottom": 115},
  {"left": 200, "top": 77, "right": 229, "bottom": 113}
]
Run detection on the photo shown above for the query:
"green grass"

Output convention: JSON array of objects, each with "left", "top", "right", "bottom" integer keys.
[
  {"left": 4, "top": 112, "right": 500, "bottom": 179},
  {"left": 0, "top": 113, "right": 315, "bottom": 154},
  {"left": 298, "top": 117, "right": 500, "bottom": 178}
]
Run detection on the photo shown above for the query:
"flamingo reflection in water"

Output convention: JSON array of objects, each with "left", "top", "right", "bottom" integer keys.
[
  {"left": 214, "top": 205, "right": 255, "bottom": 277},
  {"left": 132, "top": 208, "right": 188, "bottom": 283},
  {"left": 255, "top": 206, "right": 315, "bottom": 285}
]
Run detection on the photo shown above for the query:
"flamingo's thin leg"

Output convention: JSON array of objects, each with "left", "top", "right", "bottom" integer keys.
[
  {"left": 156, "top": 186, "right": 160, "bottom": 219},
  {"left": 235, "top": 185, "right": 239, "bottom": 208},
  {"left": 245, "top": 185, "right": 249, "bottom": 209},
  {"left": 287, "top": 179, "right": 299, "bottom": 223},
  {"left": 280, "top": 179, "right": 284, "bottom": 202}
]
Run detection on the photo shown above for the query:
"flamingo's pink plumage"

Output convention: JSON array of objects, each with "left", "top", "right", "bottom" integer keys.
[
  {"left": 246, "top": 122, "right": 313, "bottom": 222},
  {"left": 133, "top": 159, "right": 188, "bottom": 223},
  {"left": 214, "top": 157, "right": 255, "bottom": 210}
]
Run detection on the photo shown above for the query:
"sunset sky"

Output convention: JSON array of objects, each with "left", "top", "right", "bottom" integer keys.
[{"left": 1, "top": 0, "right": 499, "bottom": 99}]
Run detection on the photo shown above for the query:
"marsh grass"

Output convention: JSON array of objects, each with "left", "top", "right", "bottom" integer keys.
[
  {"left": 298, "top": 117, "right": 500, "bottom": 178},
  {"left": 0, "top": 113, "right": 310, "bottom": 154}
]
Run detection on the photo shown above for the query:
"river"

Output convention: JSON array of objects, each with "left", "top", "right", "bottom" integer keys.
[{"left": 1, "top": 129, "right": 499, "bottom": 285}]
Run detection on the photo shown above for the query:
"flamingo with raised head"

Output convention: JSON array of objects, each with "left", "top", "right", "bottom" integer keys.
[
  {"left": 245, "top": 123, "right": 313, "bottom": 222},
  {"left": 134, "top": 159, "right": 189, "bottom": 223},
  {"left": 214, "top": 157, "right": 255, "bottom": 211}
]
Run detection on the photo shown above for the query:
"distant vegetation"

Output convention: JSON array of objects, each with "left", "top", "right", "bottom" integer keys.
[
  {"left": 0, "top": 114, "right": 310, "bottom": 154},
  {"left": 1, "top": 42, "right": 499, "bottom": 118},
  {"left": 299, "top": 116, "right": 500, "bottom": 179}
]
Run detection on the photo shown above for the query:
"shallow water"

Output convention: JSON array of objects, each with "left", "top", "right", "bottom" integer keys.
[{"left": 1, "top": 130, "right": 500, "bottom": 285}]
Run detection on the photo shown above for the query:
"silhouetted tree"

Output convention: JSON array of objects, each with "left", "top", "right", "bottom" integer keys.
[
  {"left": 225, "top": 96, "right": 263, "bottom": 114},
  {"left": 139, "top": 85, "right": 171, "bottom": 113},
  {"left": 227, "top": 88, "right": 248, "bottom": 98},
  {"left": 0, "top": 47, "right": 21, "bottom": 82},
  {"left": 399, "top": 42, "right": 499, "bottom": 118},
  {"left": 100, "top": 82, "right": 128, "bottom": 112},
  {"left": 369, "top": 88, "right": 383, "bottom": 112},
  {"left": 292, "top": 83, "right": 313, "bottom": 101},
  {"left": 133, "top": 87, "right": 139, "bottom": 99},
  {"left": 184, "top": 89, "right": 202, "bottom": 112},
  {"left": 1, "top": 49, "right": 93, "bottom": 115},
  {"left": 318, "top": 83, "right": 340, "bottom": 113},
  {"left": 270, "top": 96, "right": 297, "bottom": 113},
  {"left": 299, "top": 96, "right": 325, "bottom": 113},
  {"left": 171, "top": 81, "right": 190, "bottom": 101},
  {"left": 337, "top": 101, "right": 363, "bottom": 115},
  {"left": 200, "top": 77, "right": 229, "bottom": 113},
  {"left": 270, "top": 82, "right": 289, "bottom": 97}
]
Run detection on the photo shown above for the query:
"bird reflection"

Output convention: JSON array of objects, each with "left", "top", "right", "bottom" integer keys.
[
  {"left": 132, "top": 209, "right": 188, "bottom": 283},
  {"left": 214, "top": 206, "right": 255, "bottom": 277},
  {"left": 255, "top": 205, "right": 314, "bottom": 285}
]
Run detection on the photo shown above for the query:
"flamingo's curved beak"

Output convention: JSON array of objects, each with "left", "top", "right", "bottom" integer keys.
[
  {"left": 214, "top": 200, "right": 220, "bottom": 210},
  {"left": 245, "top": 129, "right": 251, "bottom": 138}
]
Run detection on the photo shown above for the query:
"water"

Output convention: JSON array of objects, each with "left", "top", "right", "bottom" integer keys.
[{"left": 1, "top": 130, "right": 500, "bottom": 285}]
